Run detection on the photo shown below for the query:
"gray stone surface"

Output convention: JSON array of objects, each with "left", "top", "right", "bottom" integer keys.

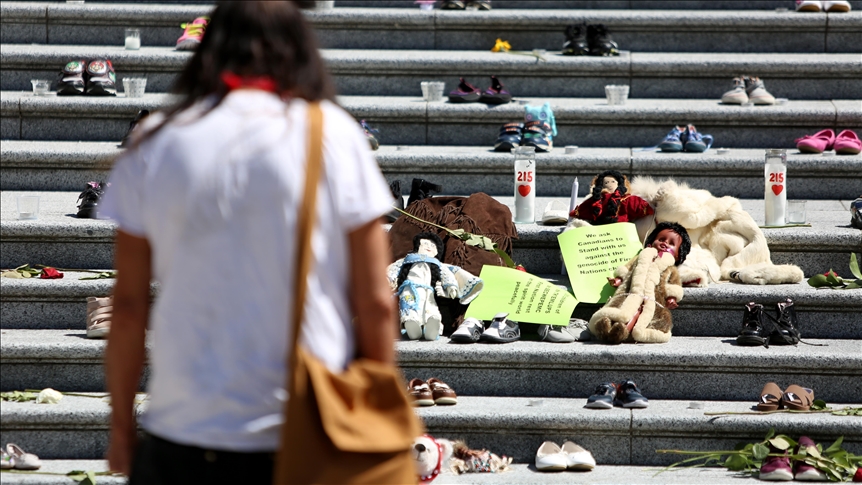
[{"left": 0, "top": 460, "right": 124, "bottom": 485}]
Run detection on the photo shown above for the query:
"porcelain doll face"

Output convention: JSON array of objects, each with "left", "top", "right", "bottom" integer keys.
[
  {"left": 417, "top": 239, "right": 438, "bottom": 257},
  {"left": 649, "top": 228, "right": 683, "bottom": 261},
  {"left": 601, "top": 176, "right": 619, "bottom": 193}
]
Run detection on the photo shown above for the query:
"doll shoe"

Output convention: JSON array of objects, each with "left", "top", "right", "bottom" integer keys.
[
  {"left": 833, "top": 129, "right": 862, "bottom": 155},
  {"left": 795, "top": 129, "right": 835, "bottom": 154},
  {"left": 408, "top": 378, "right": 435, "bottom": 406},
  {"left": 757, "top": 382, "right": 783, "bottom": 411},
  {"left": 781, "top": 384, "right": 814, "bottom": 411},
  {"left": 6, "top": 444, "right": 41, "bottom": 470},
  {"left": 427, "top": 378, "right": 458, "bottom": 405}
]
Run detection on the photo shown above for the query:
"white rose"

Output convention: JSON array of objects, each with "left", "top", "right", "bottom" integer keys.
[{"left": 36, "top": 388, "right": 63, "bottom": 404}]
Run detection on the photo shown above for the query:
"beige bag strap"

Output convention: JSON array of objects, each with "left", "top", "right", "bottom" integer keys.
[{"left": 288, "top": 102, "right": 323, "bottom": 368}]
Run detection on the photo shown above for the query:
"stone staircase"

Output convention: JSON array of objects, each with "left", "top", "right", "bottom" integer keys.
[{"left": 1, "top": 1, "right": 860, "bottom": 484}]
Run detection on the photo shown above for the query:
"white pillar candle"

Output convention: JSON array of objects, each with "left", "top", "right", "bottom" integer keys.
[
  {"left": 513, "top": 147, "right": 536, "bottom": 224},
  {"left": 764, "top": 149, "right": 787, "bottom": 226}
]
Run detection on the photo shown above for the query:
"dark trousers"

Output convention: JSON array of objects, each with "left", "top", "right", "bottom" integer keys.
[{"left": 130, "top": 432, "right": 274, "bottom": 485}]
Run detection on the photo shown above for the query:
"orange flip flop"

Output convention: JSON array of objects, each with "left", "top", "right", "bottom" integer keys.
[
  {"left": 781, "top": 385, "right": 814, "bottom": 411},
  {"left": 757, "top": 382, "right": 784, "bottom": 411}
]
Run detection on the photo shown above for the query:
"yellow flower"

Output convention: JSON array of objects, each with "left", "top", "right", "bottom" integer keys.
[{"left": 491, "top": 38, "right": 511, "bottom": 53}]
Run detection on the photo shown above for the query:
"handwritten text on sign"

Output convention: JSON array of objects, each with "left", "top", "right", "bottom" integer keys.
[{"left": 558, "top": 222, "right": 642, "bottom": 304}]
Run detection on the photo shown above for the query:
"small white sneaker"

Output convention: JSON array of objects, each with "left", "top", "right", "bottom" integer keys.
[
  {"left": 535, "top": 441, "right": 567, "bottom": 472},
  {"left": 450, "top": 317, "right": 484, "bottom": 343},
  {"left": 795, "top": 0, "right": 822, "bottom": 11},
  {"left": 86, "top": 296, "right": 112, "bottom": 339},
  {"left": 823, "top": 0, "right": 851, "bottom": 11},
  {"left": 720, "top": 77, "right": 748, "bottom": 104},
  {"left": 561, "top": 441, "right": 596, "bottom": 471}
]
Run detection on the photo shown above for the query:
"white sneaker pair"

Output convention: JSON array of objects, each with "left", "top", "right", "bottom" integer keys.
[
  {"left": 796, "top": 0, "right": 852, "bottom": 12},
  {"left": 535, "top": 441, "right": 596, "bottom": 472}
]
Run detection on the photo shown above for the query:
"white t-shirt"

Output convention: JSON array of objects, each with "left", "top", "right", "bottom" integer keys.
[{"left": 100, "top": 91, "right": 393, "bottom": 452}]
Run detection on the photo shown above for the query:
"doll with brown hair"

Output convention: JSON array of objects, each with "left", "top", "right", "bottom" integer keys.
[
  {"left": 568, "top": 170, "right": 654, "bottom": 228},
  {"left": 589, "top": 222, "right": 691, "bottom": 344}
]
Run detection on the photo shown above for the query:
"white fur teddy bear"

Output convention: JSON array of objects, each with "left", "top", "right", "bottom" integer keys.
[{"left": 413, "top": 435, "right": 454, "bottom": 485}]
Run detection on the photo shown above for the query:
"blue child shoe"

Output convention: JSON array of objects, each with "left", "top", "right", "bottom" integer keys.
[
  {"left": 683, "top": 124, "right": 714, "bottom": 153},
  {"left": 658, "top": 125, "right": 686, "bottom": 152},
  {"left": 494, "top": 122, "right": 524, "bottom": 152}
]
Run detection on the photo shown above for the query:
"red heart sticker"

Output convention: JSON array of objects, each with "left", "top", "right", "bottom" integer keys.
[
  {"left": 518, "top": 185, "right": 531, "bottom": 197},
  {"left": 772, "top": 185, "right": 783, "bottom": 196}
]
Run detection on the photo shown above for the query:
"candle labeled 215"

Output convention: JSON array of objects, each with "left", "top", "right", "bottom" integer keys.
[
  {"left": 764, "top": 149, "right": 787, "bottom": 226},
  {"left": 512, "top": 146, "right": 536, "bottom": 224}
]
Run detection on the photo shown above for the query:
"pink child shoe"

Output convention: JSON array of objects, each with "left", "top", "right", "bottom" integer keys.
[
  {"left": 795, "top": 129, "right": 835, "bottom": 154},
  {"left": 833, "top": 130, "right": 862, "bottom": 155},
  {"left": 176, "top": 16, "right": 209, "bottom": 51}
]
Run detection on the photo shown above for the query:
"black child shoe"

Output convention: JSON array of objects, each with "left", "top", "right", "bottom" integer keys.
[
  {"left": 587, "top": 24, "right": 620, "bottom": 57},
  {"left": 585, "top": 382, "right": 616, "bottom": 409},
  {"left": 769, "top": 298, "right": 801, "bottom": 345},
  {"left": 84, "top": 59, "right": 117, "bottom": 96},
  {"left": 406, "top": 178, "right": 443, "bottom": 208},
  {"left": 737, "top": 302, "right": 770, "bottom": 348},
  {"left": 57, "top": 60, "right": 87, "bottom": 96},
  {"left": 614, "top": 379, "right": 648, "bottom": 408},
  {"left": 76, "top": 182, "right": 108, "bottom": 219},
  {"left": 562, "top": 23, "right": 589, "bottom": 56},
  {"left": 494, "top": 122, "right": 523, "bottom": 152}
]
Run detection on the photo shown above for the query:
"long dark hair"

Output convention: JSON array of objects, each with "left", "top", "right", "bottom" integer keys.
[
  {"left": 136, "top": 0, "right": 335, "bottom": 145},
  {"left": 644, "top": 221, "right": 691, "bottom": 266}
]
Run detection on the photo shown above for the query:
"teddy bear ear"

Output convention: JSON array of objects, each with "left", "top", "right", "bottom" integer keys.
[{"left": 438, "top": 438, "right": 454, "bottom": 460}]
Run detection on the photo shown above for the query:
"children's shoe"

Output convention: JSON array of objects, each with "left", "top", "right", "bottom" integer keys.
[
  {"left": 0, "top": 449, "right": 14, "bottom": 470},
  {"left": 586, "top": 24, "right": 619, "bottom": 57},
  {"left": 466, "top": 0, "right": 492, "bottom": 9},
  {"left": 822, "top": 0, "right": 851, "bottom": 12},
  {"left": 851, "top": 197, "right": 862, "bottom": 229},
  {"left": 118, "top": 109, "right": 150, "bottom": 148},
  {"left": 562, "top": 23, "right": 589, "bottom": 56},
  {"left": 494, "top": 122, "right": 524, "bottom": 152},
  {"left": 683, "top": 124, "right": 713, "bottom": 153},
  {"left": 658, "top": 126, "right": 686, "bottom": 152},
  {"left": 448, "top": 78, "right": 482, "bottom": 103},
  {"left": 406, "top": 178, "right": 442, "bottom": 208},
  {"left": 85, "top": 59, "right": 116, "bottom": 96},
  {"left": 360, "top": 120, "right": 379, "bottom": 150},
  {"left": 176, "top": 16, "right": 209, "bottom": 51},
  {"left": 769, "top": 298, "right": 801, "bottom": 346},
  {"left": 833, "top": 129, "right": 862, "bottom": 155},
  {"left": 720, "top": 77, "right": 749, "bottom": 104},
  {"left": 520, "top": 120, "right": 553, "bottom": 153},
  {"left": 759, "top": 445, "right": 793, "bottom": 481},
  {"left": 795, "top": 129, "right": 836, "bottom": 153},
  {"left": 794, "top": 436, "right": 829, "bottom": 481},
  {"left": 561, "top": 441, "right": 596, "bottom": 471},
  {"left": 614, "top": 379, "right": 648, "bottom": 408},
  {"left": 86, "top": 296, "right": 112, "bottom": 339},
  {"left": 407, "top": 378, "right": 435, "bottom": 406},
  {"left": 479, "top": 76, "right": 512, "bottom": 105},
  {"left": 535, "top": 442, "right": 568, "bottom": 472},
  {"left": 584, "top": 382, "right": 616, "bottom": 409},
  {"left": 450, "top": 317, "right": 484, "bottom": 343},
  {"left": 426, "top": 378, "right": 458, "bottom": 405},
  {"left": 76, "top": 181, "right": 108, "bottom": 218},
  {"left": 795, "top": 0, "right": 822, "bottom": 11},
  {"left": 737, "top": 302, "right": 770, "bottom": 347},
  {"left": 744, "top": 76, "right": 775, "bottom": 105},
  {"left": 440, "top": 0, "right": 466, "bottom": 9},
  {"left": 479, "top": 312, "right": 520, "bottom": 343},
  {"left": 56, "top": 60, "right": 87, "bottom": 96},
  {"left": 5, "top": 444, "right": 40, "bottom": 471}
]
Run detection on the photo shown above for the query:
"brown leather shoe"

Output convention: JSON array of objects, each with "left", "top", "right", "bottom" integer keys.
[
  {"left": 408, "top": 378, "right": 434, "bottom": 407},
  {"left": 427, "top": 378, "right": 457, "bottom": 405}
]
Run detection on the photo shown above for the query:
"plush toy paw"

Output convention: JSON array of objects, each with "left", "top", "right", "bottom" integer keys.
[
  {"left": 679, "top": 266, "right": 709, "bottom": 287},
  {"left": 729, "top": 264, "right": 804, "bottom": 286},
  {"left": 606, "top": 322, "right": 628, "bottom": 344},
  {"left": 564, "top": 218, "right": 592, "bottom": 230}
]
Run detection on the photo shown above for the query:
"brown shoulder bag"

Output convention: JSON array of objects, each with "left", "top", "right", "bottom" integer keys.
[{"left": 272, "top": 102, "right": 423, "bottom": 485}]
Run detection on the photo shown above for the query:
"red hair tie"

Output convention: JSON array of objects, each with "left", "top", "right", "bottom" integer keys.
[{"left": 220, "top": 71, "right": 277, "bottom": 93}]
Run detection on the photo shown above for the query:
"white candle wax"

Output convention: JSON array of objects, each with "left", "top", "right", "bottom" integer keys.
[{"left": 125, "top": 37, "right": 141, "bottom": 50}]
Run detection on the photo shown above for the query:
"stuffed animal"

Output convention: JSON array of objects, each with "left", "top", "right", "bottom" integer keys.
[
  {"left": 387, "top": 232, "right": 483, "bottom": 340},
  {"left": 589, "top": 222, "right": 690, "bottom": 344},
  {"left": 449, "top": 440, "right": 513, "bottom": 475},
  {"left": 412, "top": 435, "right": 454, "bottom": 484},
  {"left": 630, "top": 177, "right": 805, "bottom": 287},
  {"left": 568, "top": 170, "right": 654, "bottom": 228}
]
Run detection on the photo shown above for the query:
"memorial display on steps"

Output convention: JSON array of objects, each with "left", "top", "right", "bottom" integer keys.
[
  {"left": 387, "top": 232, "right": 484, "bottom": 341},
  {"left": 588, "top": 222, "right": 689, "bottom": 344},
  {"left": 566, "top": 170, "right": 654, "bottom": 228},
  {"left": 737, "top": 299, "right": 807, "bottom": 348}
]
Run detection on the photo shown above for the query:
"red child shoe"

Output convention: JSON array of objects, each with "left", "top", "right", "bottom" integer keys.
[
  {"left": 176, "top": 16, "right": 209, "bottom": 51},
  {"left": 795, "top": 129, "right": 835, "bottom": 154}
]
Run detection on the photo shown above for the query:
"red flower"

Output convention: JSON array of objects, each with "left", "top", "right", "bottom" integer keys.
[
  {"left": 515, "top": 265, "right": 526, "bottom": 272},
  {"left": 40, "top": 267, "right": 64, "bottom": 279},
  {"left": 853, "top": 467, "right": 862, "bottom": 482}
]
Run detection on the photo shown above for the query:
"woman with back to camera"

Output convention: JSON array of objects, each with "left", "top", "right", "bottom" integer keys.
[{"left": 101, "top": 2, "right": 403, "bottom": 483}]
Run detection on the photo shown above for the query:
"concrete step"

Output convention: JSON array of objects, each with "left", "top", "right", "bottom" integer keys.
[
  {"left": 3, "top": 262, "right": 860, "bottom": 337},
  {"left": 3, "top": 191, "right": 859, "bottom": 273},
  {"left": 0, "top": 460, "right": 757, "bottom": 485},
  {"left": 5, "top": 45, "right": 861, "bottom": 99},
  {"left": 335, "top": 1, "right": 862, "bottom": 11},
  {"left": 4, "top": 142, "right": 861, "bottom": 199},
  {"left": 3, "top": 3, "right": 860, "bottom": 53},
  {"left": 1, "top": 394, "right": 858, "bottom": 463},
  {"left": 3, "top": 328, "right": 861, "bottom": 397},
  {"left": 3, "top": 92, "right": 860, "bottom": 148}
]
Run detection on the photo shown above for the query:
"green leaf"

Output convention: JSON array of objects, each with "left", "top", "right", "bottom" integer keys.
[
  {"left": 811, "top": 399, "right": 828, "bottom": 411},
  {"left": 752, "top": 443, "right": 769, "bottom": 460},
  {"left": 850, "top": 253, "right": 862, "bottom": 280},
  {"left": 763, "top": 428, "right": 776, "bottom": 441},
  {"left": 769, "top": 436, "right": 794, "bottom": 451},
  {"left": 725, "top": 454, "right": 749, "bottom": 471},
  {"left": 825, "top": 270, "right": 842, "bottom": 285},
  {"left": 823, "top": 436, "right": 844, "bottom": 454},
  {"left": 807, "top": 274, "right": 828, "bottom": 287},
  {"left": 845, "top": 281, "right": 861, "bottom": 289}
]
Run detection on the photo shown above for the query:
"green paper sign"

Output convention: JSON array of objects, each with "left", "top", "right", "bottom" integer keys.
[
  {"left": 464, "top": 266, "right": 578, "bottom": 325},
  {"left": 558, "top": 222, "right": 643, "bottom": 304}
]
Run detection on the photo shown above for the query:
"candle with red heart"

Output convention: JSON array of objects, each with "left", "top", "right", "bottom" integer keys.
[
  {"left": 513, "top": 146, "right": 536, "bottom": 224},
  {"left": 764, "top": 149, "right": 787, "bottom": 226}
]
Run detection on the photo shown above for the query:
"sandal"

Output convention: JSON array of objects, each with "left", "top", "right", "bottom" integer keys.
[
  {"left": 757, "top": 382, "right": 783, "bottom": 411},
  {"left": 781, "top": 384, "right": 814, "bottom": 411},
  {"left": 6, "top": 443, "right": 41, "bottom": 470}
]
